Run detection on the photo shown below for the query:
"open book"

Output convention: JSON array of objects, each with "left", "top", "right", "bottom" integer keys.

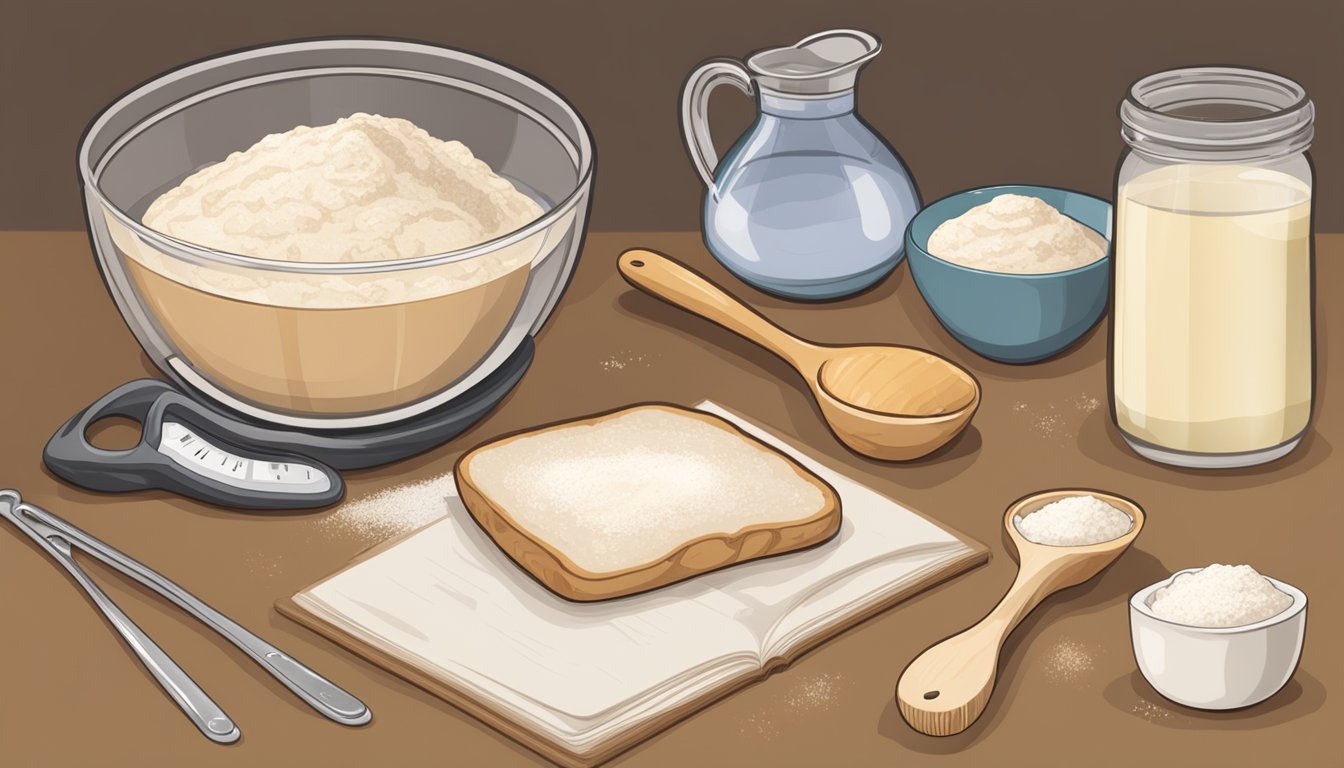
[{"left": 280, "top": 403, "right": 986, "bottom": 766}]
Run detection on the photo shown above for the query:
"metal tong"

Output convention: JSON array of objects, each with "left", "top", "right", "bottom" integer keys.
[{"left": 0, "top": 489, "right": 370, "bottom": 743}]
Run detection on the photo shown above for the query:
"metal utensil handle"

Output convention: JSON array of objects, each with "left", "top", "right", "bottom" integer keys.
[
  {"left": 0, "top": 490, "right": 239, "bottom": 744},
  {"left": 681, "top": 58, "right": 754, "bottom": 188},
  {"left": 17, "top": 501, "right": 370, "bottom": 726},
  {"left": 50, "top": 540, "right": 241, "bottom": 744}
]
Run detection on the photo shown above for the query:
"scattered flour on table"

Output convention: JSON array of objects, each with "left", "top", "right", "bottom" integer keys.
[
  {"left": 1130, "top": 699, "right": 1176, "bottom": 723},
  {"left": 317, "top": 473, "right": 456, "bottom": 541},
  {"left": 1017, "top": 402, "right": 1067, "bottom": 438},
  {"left": 242, "top": 550, "right": 284, "bottom": 578},
  {"left": 1042, "top": 637, "right": 1098, "bottom": 685},
  {"left": 1015, "top": 495, "right": 1133, "bottom": 546},
  {"left": 739, "top": 713, "right": 780, "bottom": 740},
  {"left": 1012, "top": 393, "right": 1101, "bottom": 441},
  {"left": 598, "top": 351, "right": 654, "bottom": 372},
  {"left": 739, "top": 672, "right": 848, "bottom": 740},
  {"left": 927, "top": 194, "right": 1107, "bottom": 274},
  {"left": 1071, "top": 394, "right": 1102, "bottom": 413},
  {"left": 1149, "top": 564, "right": 1292, "bottom": 627},
  {"left": 783, "top": 672, "right": 847, "bottom": 713}
]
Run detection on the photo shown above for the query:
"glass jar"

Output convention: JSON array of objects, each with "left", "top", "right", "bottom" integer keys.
[{"left": 1113, "top": 67, "right": 1315, "bottom": 468}]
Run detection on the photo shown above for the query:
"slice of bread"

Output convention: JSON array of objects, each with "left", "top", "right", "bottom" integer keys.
[{"left": 456, "top": 404, "right": 842, "bottom": 601}]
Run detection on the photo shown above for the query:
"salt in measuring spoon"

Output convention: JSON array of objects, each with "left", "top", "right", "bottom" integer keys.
[{"left": 896, "top": 489, "right": 1145, "bottom": 736}]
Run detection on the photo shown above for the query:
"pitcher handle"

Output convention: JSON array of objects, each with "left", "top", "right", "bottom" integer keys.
[{"left": 680, "top": 59, "right": 754, "bottom": 188}]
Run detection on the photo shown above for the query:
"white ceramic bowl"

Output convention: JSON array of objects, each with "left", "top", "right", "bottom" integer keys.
[{"left": 1129, "top": 568, "right": 1306, "bottom": 710}]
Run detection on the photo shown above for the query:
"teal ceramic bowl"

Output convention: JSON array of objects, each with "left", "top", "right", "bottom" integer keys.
[{"left": 905, "top": 185, "right": 1112, "bottom": 364}]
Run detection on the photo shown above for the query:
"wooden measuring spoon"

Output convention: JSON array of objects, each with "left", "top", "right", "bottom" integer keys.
[
  {"left": 896, "top": 489, "right": 1145, "bottom": 736},
  {"left": 618, "top": 249, "right": 980, "bottom": 461}
]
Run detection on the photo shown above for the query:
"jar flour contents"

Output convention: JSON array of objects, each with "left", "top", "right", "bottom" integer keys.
[{"left": 1113, "top": 68, "right": 1315, "bottom": 468}]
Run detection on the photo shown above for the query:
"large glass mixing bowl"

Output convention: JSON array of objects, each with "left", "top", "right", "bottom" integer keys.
[{"left": 79, "top": 40, "right": 593, "bottom": 430}]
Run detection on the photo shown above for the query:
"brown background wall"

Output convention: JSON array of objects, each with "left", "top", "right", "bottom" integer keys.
[{"left": 2, "top": 0, "right": 1340, "bottom": 232}]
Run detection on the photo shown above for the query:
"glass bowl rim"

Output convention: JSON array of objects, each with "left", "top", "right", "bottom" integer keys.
[{"left": 78, "top": 38, "right": 595, "bottom": 275}]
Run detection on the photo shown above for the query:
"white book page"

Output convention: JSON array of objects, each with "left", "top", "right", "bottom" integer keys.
[
  {"left": 764, "top": 549, "right": 966, "bottom": 660},
  {"left": 303, "top": 508, "right": 762, "bottom": 735}
]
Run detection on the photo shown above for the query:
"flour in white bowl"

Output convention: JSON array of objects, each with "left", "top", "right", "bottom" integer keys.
[{"left": 1149, "top": 564, "right": 1293, "bottom": 628}]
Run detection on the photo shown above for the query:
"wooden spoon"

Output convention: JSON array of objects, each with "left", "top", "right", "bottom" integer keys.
[
  {"left": 618, "top": 249, "right": 980, "bottom": 461},
  {"left": 896, "top": 489, "right": 1145, "bottom": 736}
]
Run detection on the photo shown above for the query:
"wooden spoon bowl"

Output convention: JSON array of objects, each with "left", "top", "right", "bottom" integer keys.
[
  {"left": 618, "top": 249, "right": 980, "bottom": 461},
  {"left": 814, "top": 346, "right": 979, "bottom": 460},
  {"left": 896, "top": 489, "right": 1145, "bottom": 736}
]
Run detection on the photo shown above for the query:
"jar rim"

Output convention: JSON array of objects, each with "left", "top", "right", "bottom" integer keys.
[{"left": 1119, "top": 67, "right": 1313, "bottom": 162}]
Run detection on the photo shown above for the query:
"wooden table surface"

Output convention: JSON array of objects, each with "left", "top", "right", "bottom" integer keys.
[{"left": 0, "top": 231, "right": 1337, "bottom": 766}]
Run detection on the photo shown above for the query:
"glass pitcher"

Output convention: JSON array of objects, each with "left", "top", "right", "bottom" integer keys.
[{"left": 680, "top": 30, "right": 920, "bottom": 300}]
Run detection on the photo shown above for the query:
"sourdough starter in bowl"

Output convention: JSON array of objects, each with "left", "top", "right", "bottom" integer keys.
[
  {"left": 928, "top": 194, "right": 1106, "bottom": 274},
  {"left": 123, "top": 114, "right": 544, "bottom": 414}
]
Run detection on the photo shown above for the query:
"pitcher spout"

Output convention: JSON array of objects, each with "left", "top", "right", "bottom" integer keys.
[{"left": 746, "top": 29, "right": 881, "bottom": 97}]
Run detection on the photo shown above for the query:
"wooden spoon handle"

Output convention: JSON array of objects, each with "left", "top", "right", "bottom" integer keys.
[
  {"left": 618, "top": 249, "right": 818, "bottom": 370},
  {"left": 896, "top": 618, "right": 1003, "bottom": 737},
  {"left": 896, "top": 560, "right": 1059, "bottom": 736}
]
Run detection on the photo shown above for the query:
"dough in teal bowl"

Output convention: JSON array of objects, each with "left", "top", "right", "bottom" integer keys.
[{"left": 904, "top": 185, "right": 1111, "bottom": 364}]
